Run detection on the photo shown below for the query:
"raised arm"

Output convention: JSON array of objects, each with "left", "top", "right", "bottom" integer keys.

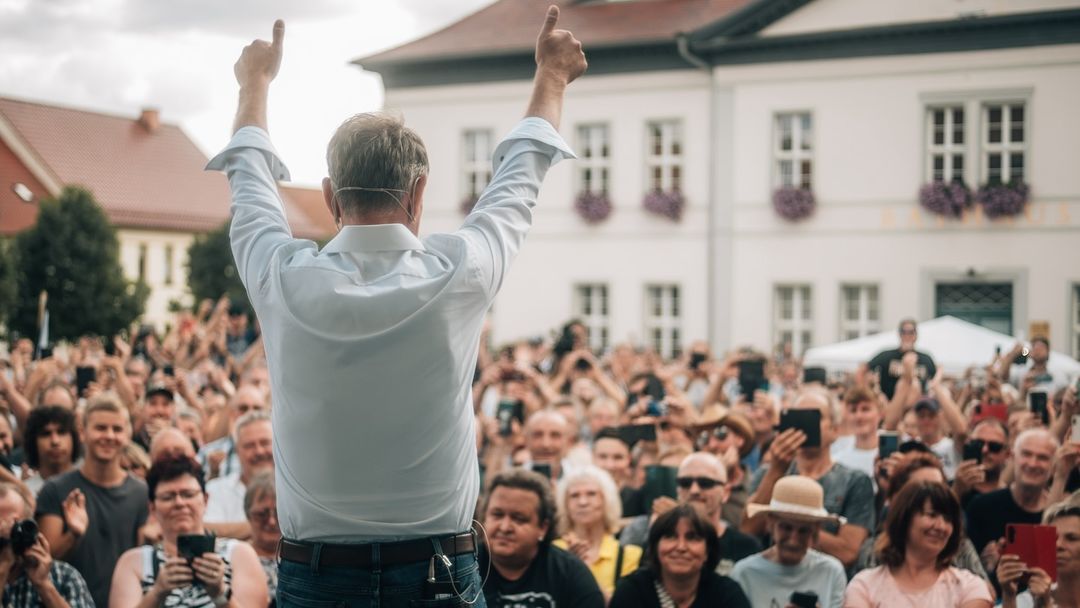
[
  {"left": 527, "top": 6, "right": 587, "bottom": 129},
  {"left": 232, "top": 20, "right": 283, "bottom": 133}
]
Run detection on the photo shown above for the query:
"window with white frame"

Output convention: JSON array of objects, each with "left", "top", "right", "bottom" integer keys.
[
  {"left": 775, "top": 285, "right": 812, "bottom": 355},
  {"left": 574, "top": 284, "right": 609, "bottom": 353},
  {"left": 164, "top": 244, "right": 174, "bottom": 286},
  {"left": 645, "top": 284, "right": 681, "bottom": 359},
  {"left": 462, "top": 129, "right": 493, "bottom": 200},
  {"left": 577, "top": 124, "right": 610, "bottom": 195},
  {"left": 983, "top": 102, "right": 1026, "bottom": 185},
  {"left": 926, "top": 106, "right": 966, "bottom": 182},
  {"left": 645, "top": 120, "right": 682, "bottom": 192},
  {"left": 839, "top": 284, "right": 880, "bottom": 341},
  {"left": 1072, "top": 284, "right": 1080, "bottom": 359},
  {"left": 774, "top": 112, "right": 813, "bottom": 189}
]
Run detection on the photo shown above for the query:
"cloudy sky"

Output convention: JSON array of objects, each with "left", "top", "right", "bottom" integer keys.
[{"left": 0, "top": 0, "right": 495, "bottom": 185}]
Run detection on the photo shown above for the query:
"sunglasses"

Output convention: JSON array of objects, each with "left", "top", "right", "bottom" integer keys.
[
  {"left": 676, "top": 476, "right": 722, "bottom": 490},
  {"left": 971, "top": 439, "right": 1006, "bottom": 453}
]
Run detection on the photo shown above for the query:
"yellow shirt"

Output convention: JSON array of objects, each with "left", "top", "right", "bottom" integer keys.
[{"left": 553, "top": 534, "right": 642, "bottom": 595}]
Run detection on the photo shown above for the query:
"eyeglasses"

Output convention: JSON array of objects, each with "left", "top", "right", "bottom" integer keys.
[
  {"left": 676, "top": 476, "right": 722, "bottom": 490},
  {"left": 249, "top": 507, "right": 278, "bottom": 523},
  {"left": 899, "top": 328, "right": 917, "bottom": 335},
  {"left": 154, "top": 489, "right": 202, "bottom": 504}
]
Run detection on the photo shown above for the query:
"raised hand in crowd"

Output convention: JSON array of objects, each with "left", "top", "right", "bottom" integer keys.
[{"left": 61, "top": 489, "right": 89, "bottom": 542}]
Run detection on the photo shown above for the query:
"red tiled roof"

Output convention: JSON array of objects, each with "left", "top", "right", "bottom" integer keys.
[
  {"left": 358, "top": 0, "right": 752, "bottom": 66},
  {"left": 279, "top": 184, "right": 336, "bottom": 238},
  {"left": 0, "top": 96, "right": 330, "bottom": 239}
]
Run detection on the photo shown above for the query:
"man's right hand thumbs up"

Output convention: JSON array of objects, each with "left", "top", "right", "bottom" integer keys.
[{"left": 535, "top": 5, "right": 587, "bottom": 85}]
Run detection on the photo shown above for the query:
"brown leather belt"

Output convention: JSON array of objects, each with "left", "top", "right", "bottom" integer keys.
[{"left": 279, "top": 532, "right": 476, "bottom": 568}]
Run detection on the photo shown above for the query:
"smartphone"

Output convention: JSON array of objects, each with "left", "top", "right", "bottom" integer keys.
[
  {"left": 790, "top": 591, "right": 819, "bottom": 608},
  {"left": 1030, "top": 391, "right": 1049, "bottom": 425},
  {"left": 689, "top": 352, "right": 707, "bottom": 370},
  {"left": 802, "top": 367, "right": 827, "bottom": 385},
  {"left": 176, "top": 533, "right": 216, "bottom": 562},
  {"left": 971, "top": 402, "right": 1009, "bottom": 425},
  {"left": 37, "top": 345, "right": 53, "bottom": 360},
  {"left": 103, "top": 338, "right": 117, "bottom": 357},
  {"left": 617, "top": 424, "right": 657, "bottom": 446},
  {"left": 878, "top": 431, "right": 899, "bottom": 460},
  {"left": 531, "top": 462, "right": 552, "bottom": 480},
  {"left": 646, "top": 400, "right": 668, "bottom": 418},
  {"left": 1014, "top": 347, "right": 1030, "bottom": 365},
  {"left": 1071, "top": 415, "right": 1080, "bottom": 444},
  {"left": 738, "top": 359, "right": 765, "bottom": 402},
  {"left": 1004, "top": 524, "right": 1058, "bottom": 581},
  {"left": 75, "top": 366, "right": 96, "bottom": 396},
  {"left": 778, "top": 409, "right": 822, "bottom": 448},
  {"left": 163, "top": 364, "right": 175, "bottom": 377},
  {"left": 496, "top": 400, "right": 524, "bottom": 437},
  {"left": 962, "top": 440, "right": 984, "bottom": 465},
  {"left": 643, "top": 465, "right": 679, "bottom": 507}
]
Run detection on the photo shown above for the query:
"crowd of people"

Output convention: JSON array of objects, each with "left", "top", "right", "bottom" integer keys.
[{"left": 0, "top": 304, "right": 1077, "bottom": 607}]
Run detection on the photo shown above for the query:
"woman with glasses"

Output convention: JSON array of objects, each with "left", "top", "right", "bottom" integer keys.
[
  {"left": 244, "top": 471, "right": 280, "bottom": 605},
  {"left": 609, "top": 505, "right": 749, "bottom": 608},
  {"left": 844, "top": 481, "right": 992, "bottom": 607},
  {"left": 110, "top": 454, "right": 268, "bottom": 607},
  {"left": 554, "top": 465, "right": 642, "bottom": 600}
]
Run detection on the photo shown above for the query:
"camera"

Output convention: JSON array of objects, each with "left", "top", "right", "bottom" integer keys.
[{"left": 0, "top": 519, "right": 39, "bottom": 555}]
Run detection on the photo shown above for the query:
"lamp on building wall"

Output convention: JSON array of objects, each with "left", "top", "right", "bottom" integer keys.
[{"left": 12, "top": 182, "right": 35, "bottom": 203}]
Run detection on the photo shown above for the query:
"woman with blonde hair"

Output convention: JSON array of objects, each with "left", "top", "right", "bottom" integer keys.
[{"left": 554, "top": 465, "right": 642, "bottom": 599}]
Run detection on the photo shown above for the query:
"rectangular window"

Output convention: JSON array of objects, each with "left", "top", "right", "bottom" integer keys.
[
  {"left": 775, "top": 284, "right": 813, "bottom": 355},
  {"left": 164, "top": 244, "right": 174, "bottom": 286},
  {"left": 774, "top": 112, "right": 813, "bottom": 189},
  {"left": 462, "top": 129, "right": 493, "bottom": 200},
  {"left": 574, "top": 284, "right": 609, "bottom": 353},
  {"left": 983, "top": 102, "right": 1025, "bottom": 184},
  {"left": 138, "top": 243, "right": 147, "bottom": 282},
  {"left": 926, "top": 106, "right": 965, "bottom": 182},
  {"left": 839, "top": 284, "right": 880, "bottom": 341},
  {"left": 645, "top": 120, "right": 682, "bottom": 192},
  {"left": 577, "top": 124, "right": 610, "bottom": 195},
  {"left": 644, "top": 284, "right": 681, "bottom": 359}
]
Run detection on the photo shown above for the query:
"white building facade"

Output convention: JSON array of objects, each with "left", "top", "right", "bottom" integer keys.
[{"left": 360, "top": 0, "right": 1080, "bottom": 359}]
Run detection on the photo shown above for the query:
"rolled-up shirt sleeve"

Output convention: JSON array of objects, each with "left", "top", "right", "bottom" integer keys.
[
  {"left": 205, "top": 127, "right": 295, "bottom": 296},
  {"left": 459, "top": 117, "right": 575, "bottom": 298}
]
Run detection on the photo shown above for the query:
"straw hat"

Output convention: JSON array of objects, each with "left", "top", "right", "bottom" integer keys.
[
  {"left": 693, "top": 410, "right": 755, "bottom": 458},
  {"left": 745, "top": 475, "right": 845, "bottom": 525}
]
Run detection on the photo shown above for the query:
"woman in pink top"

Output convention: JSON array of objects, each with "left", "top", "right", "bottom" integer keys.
[{"left": 844, "top": 481, "right": 993, "bottom": 608}]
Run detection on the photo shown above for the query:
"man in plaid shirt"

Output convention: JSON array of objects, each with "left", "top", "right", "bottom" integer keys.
[{"left": 0, "top": 483, "right": 92, "bottom": 608}]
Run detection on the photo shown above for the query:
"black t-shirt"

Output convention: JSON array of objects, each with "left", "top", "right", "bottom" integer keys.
[
  {"left": 716, "top": 526, "right": 762, "bottom": 573},
  {"left": 480, "top": 544, "right": 604, "bottom": 608},
  {"left": 965, "top": 487, "right": 1043, "bottom": 554},
  {"left": 867, "top": 348, "right": 937, "bottom": 399},
  {"left": 609, "top": 568, "right": 750, "bottom": 608},
  {"left": 36, "top": 469, "right": 149, "bottom": 608}
]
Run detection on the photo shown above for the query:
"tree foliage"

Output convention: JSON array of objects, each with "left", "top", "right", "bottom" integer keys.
[
  {"left": 11, "top": 187, "right": 148, "bottom": 341},
  {"left": 186, "top": 220, "right": 249, "bottom": 313},
  {"left": 0, "top": 239, "right": 17, "bottom": 329}
]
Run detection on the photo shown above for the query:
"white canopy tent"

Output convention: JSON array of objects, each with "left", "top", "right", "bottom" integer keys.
[{"left": 803, "top": 316, "right": 1080, "bottom": 379}]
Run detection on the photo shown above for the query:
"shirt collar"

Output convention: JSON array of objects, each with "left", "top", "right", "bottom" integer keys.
[{"left": 321, "top": 224, "right": 425, "bottom": 254}]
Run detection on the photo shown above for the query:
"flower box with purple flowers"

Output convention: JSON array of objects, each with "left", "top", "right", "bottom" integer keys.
[
  {"left": 642, "top": 189, "right": 684, "bottom": 221},
  {"left": 574, "top": 192, "right": 613, "bottom": 224},
  {"left": 772, "top": 187, "right": 815, "bottom": 222},
  {"left": 919, "top": 180, "right": 972, "bottom": 219},
  {"left": 976, "top": 181, "right": 1029, "bottom": 219}
]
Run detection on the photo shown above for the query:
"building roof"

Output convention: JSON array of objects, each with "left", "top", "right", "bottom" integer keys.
[
  {"left": 0, "top": 95, "right": 330, "bottom": 239},
  {"left": 359, "top": 0, "right": 752, "bottom": 65},
  {"left": 279, "top": 184, "right": 336, "bottom": 238}
]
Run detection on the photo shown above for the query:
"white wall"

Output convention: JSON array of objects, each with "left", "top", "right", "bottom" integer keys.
[
  {"left": 719, "top": 44, "right": 1080, "bottom": 354},
  {"left": 386, "top": 70, "right": 713, "bottom": 349},
  {"left": 118, "top": 229, "right": 195, "bottom": 328}
]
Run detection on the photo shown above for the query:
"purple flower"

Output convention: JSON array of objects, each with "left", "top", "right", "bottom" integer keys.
[
  {"left": 643, "top": 190, "right": 684, "bottom": 221},
  {"left": 919, "top": 181, "right": 972, "bottom": 219},
  {"left": 772, "top": 187, "right": 815, "bottom": 221},
  {"left": 574, "top": 192, "right": 613, "bottom": 224},
  {"left": 976, "top": 181, "right": 1029, "bottom": 219},
  {"left": 459, "top": 194, "right": 479, "bottom": 215}
]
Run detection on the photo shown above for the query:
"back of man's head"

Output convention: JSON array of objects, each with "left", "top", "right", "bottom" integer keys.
[{"left": 327, "top": 112, "right": 429, "bottom": 218}]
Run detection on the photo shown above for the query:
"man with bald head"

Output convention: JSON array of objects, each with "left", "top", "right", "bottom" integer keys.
[
  {"left": 525, "top": 409, "right": 572, "bottom": 481},
  {"left": 149, "top": 427, "right": 197, "bottom": 461},
  {"left": 742, "top": 389, "right": 874, "bottom": 569},
  {"left": 196, "top": 385, "right": 266, "bottom": 480}
]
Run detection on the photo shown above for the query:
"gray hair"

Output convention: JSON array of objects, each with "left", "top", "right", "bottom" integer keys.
[
  {"left": 794, "top": 387, "right": 843, "bottom": 426},
  {"left": 327, "top": 112, "right": 429, "bottom": 217},
  {"left": 177, "top": 406, "right": 202, "bottom": 426},
  {"left": 556, "top": 465, "right": 622, "bottom": 535},
  {"left": 234, "top": 410, "right": 271, "bottom": 443},
  {"left": 244, "top": 470, "right": 276, "bottom": 516}
]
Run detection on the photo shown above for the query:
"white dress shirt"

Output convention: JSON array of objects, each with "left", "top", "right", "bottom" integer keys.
[
  {"left": 203, "top": 471, "right": 247, "bottom": 524},
  {"left": 207, "top": 118, "right": 573, "bottom": 541}
]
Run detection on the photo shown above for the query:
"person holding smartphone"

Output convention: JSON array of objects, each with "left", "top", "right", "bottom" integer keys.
[{"left": 1000, "top": 500, "right": 1080, "bottom": 608}]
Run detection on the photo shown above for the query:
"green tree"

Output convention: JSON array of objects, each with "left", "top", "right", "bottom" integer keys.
[
  {"left": 12, "top": 187, "right": 148, "bottom": 341},
  {"left": 0, "top": 238, "right": 17, "bottom": 330},
  {"left": 186, "top": 220, "right": 249, "bottom": 312}
]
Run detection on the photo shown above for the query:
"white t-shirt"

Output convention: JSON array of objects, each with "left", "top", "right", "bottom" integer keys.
[
  {"left": 832, "top": 441, "right": 877, "bottom": 483},
  {"left": 730, "top": 549, "right": 846, "bottom": 608},
  {"left": 928, "top": 436, "right": 958, "bottom": 480},
  {"left": 204, "top": 472, "right": 247, "bottom": 524}
]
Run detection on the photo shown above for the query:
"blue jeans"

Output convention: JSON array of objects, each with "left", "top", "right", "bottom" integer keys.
[{"left": 277, "top": 545, "right": 484, "bottom": 608}]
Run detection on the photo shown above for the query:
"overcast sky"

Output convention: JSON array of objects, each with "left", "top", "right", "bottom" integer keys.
[{"left": 0, "top": 0, "right": 495, "bottom": 186}]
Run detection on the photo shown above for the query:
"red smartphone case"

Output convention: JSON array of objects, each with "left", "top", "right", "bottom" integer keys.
[{"left": 1004, "top": 524, "right": 1058, "bottom": 581}]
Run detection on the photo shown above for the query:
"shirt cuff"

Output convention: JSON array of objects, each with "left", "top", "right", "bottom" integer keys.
[
  {"left": 205, "top": 126, "right": 292, "bottom": 182},
  {"left": 492, "top": 117, "right": 576, "bottom": 172}
]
